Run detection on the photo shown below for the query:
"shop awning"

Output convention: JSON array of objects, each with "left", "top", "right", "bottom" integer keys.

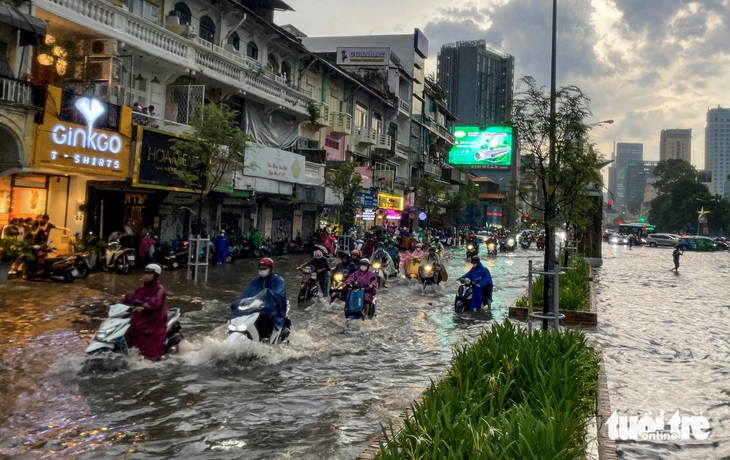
[
  {"left": 0, "top": 7, "right": 47, "bottom": 45},
  {"left": 230, "top": 189, "right": 250, "bottom": 198}
]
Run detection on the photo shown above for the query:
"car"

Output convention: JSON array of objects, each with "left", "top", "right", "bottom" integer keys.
[
  {"left": 646, "top": 233, "right": 680, "bottom": 247},
  {"left": 608, "top": 234, "right": 628, "bottom": 245},
  {"left": 675, "top": 236, "right": 717, "bottom": 252},
  {"left": 714, "top": 237, "right": 728, "bottom": 250}
]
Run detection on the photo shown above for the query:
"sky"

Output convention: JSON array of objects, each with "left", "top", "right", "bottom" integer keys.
[{"left": 277, "top": 0, "right": 730, "bottom": 171}]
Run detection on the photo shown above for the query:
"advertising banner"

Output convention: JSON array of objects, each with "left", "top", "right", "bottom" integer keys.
[
  {"left": 336, "top": 47, "right": 390, "bottom": 66},
  {"left": 447, "top": 126, "right": 513, "bottom": 169},
  {"left": 33, "top": 86, "right": 132, "bottom": 177},
  {"left": 377, "top": 193, "right": 404, "bottom": 211},
  {"left": 134, "top": 127, "right": 196, "bottom": 191},
  {"left": 243, "top": 144, "right": 306, "bottom": 184}
]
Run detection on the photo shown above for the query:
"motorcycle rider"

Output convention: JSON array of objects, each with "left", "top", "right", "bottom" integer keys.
[
  {"left": 459, "top": 255, "right": 493, "bottom": 310},
  {"left": 122, "top": 263, "right": 168, "bottom": 361},
  {"left": 231, "top": 257, "right": 288, "bottom": 337},
  {"left": 420, "top": 245, "right": 445, "bottom": 285},
  {"left": 384, "top": 240, "right": 401, "bottom": 275},
  {"left": 404, "top": 242, "right": 426, "bottom": 278},
  {"left": 371, "top": 242, "right": 396, "bottom": 288},
  {"left": 345, "top": 258, "right": 378, "bottom": 319},
  {"left": 350, "top": 249, "right": 362, "bottom": 266},
  {"left": 333, "top": 251, "right": 358, "bottom": 277},
  {"left": 297, "top": 250, "right": 331, "bottom": 296},
  {"left": 432, "top": 237, "right": 445, "bottom": 253}
]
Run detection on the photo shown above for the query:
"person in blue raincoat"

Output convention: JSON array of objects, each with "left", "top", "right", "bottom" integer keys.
[
  {"left": 213, "top": 230, "right": 230, "bottom": 264},
  {"left": 458, "top": 255, "right": 493, "bottom": 310},
  {"left": 230, "top": 257, "right": 288, "bottom": 331}
]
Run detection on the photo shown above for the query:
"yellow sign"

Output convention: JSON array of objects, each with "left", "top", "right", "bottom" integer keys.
[
  {"left": 377, "top": 193, "right": 404, "bottom": 211},
  {"left": 33, "top": 86, "right": 132, "bottom": 177}
]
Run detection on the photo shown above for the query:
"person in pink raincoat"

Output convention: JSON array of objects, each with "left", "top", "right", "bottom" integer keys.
[
  {"left": 403, "top": 243, "right": 426, "bottom": 278},
  {"left": 123, "top": 263, "right": 168, "bottom": 361},
  {"left": 345, "top": 258, "right": 378, "bottom": 319}
]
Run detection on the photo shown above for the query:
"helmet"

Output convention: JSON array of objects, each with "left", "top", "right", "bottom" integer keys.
[
  {"left": 377, "top": 242, "right": 384, "bottom": 248},
  {"left": 258, "top": 257, "right": 274, "bottom": 269},
  {"left": 350, "top": 249, "right": 361, "bottom": 258},
  {"left": 339, "top": 251, "right": 351, "bottom": 260},
  {"left": 471, "top": 255, "right": 480, "bottom": 264},
  {"left": 359, "top": 258, "right": 370, "bottom": 266},
  {"left": 416, "top": 243, "right": 423, "bottom": 248},
  {"left": 144, "top": 263, "right": 162, "bottom": 275},
  {"left": 313, "top": 250, "right": 323, "bottom": 258},
  {"left": 429, "top": 245, "right": 437, "bottom": 252}
]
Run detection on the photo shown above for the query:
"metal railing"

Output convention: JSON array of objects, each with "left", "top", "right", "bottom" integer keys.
[{"left": 0, "top": 77, "right": 36, "bottom": 106}]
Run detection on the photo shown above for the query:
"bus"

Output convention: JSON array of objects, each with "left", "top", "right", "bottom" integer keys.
[{"left": 618, "top": 222, "right": 657, "bottom": 237}]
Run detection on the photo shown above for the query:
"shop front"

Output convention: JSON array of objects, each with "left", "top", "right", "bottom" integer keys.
[
  {"left": 0, "top": 86, "right": 132, "bottom": 249},
  {"left": 375, "top": 192, "right": 404, "bottom": 235}
]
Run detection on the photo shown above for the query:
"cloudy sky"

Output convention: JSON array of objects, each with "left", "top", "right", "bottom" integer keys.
[{"left": 277, "top": 0, "right": 730, "bottom": 170}]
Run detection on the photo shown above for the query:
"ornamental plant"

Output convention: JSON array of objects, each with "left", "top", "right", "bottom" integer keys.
[
  {"left": 71, "top": 232, "right": 107, "bottom": 254},
  {"left": 0, "top": 237, "right": 34, "bottom": 263}
]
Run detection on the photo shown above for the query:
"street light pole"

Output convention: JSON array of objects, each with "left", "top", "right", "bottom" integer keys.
[{"left": 543, "top": 0, "right": 558, "bottom": 330}]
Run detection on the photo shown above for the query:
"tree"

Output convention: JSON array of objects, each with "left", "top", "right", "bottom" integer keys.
[
  {"left": 169, "top": 102, "right": 249, "bottom": 235},
  {"left": 649, "top": 179, "right": 729, "bottom": 234},
  {"left": 415, "top": 176, "right": 449, "bottom": 228},
  {"left": 326, "top": 161, "right": 363, "bottom": 232},
  {"left": 652, "top": 159, "right": 697, "bottom": 195}
]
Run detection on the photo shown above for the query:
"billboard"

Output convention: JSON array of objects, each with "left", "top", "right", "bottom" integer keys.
[
  {"left": 447, "top": 126, "right": 513, "bottom": 169},
  {"left": 336, "top": 47, "right": 390, "bottom": 66}
]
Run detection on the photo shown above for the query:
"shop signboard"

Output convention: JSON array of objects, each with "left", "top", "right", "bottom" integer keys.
[
  {"left": 447, "top": 126, "right": 513, "bottom": 169},
  {"left": 133, "top": 127, "right": 198, "bottom": 191},
  {"left": 377, "top": 193, "right": 404, "bottom": 211},
  {"left": 243, "top": 144, "right": 306, "bottom": 184},
  {"left": 33, "top": 86, "right": 132, "bottom": 177},
  {"left": 336, "top": 47, "right": 390, "bottom": 66},
  {"left": 356, "top": 209, "right": 376, "bottom": 221},
  {"left": 354, "top": 187, "right": 377, "bottom": 207}
]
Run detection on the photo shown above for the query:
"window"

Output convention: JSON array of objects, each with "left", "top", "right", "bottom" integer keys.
[
  {"left": 129, "top": 0, "right": 159, "bottom": 23},
  {"left": 199, "top": 16, "right": 215, "bottom": 43},
  {"left": 227, "top": 32, "right": 240, "bottom": 51},
  {"left": 355, "top": 103, "right": 367, "bottom": 128},
  {"left": 281, "top": 61, "right": 291, "bottom": 83},
  {"left": 372, "top": 113, "right": 383, "bottom": 135},
  {"left": 173, "top": 2, "right": 191, "bottom": 25},
  {"left": 246, "top": 41, "right": 258, "bottom": 60},
  {"left": 267, "top": 53, "right": 278, "bottom": 72}
]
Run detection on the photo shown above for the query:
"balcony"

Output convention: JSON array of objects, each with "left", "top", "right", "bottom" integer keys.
[
  {"left": 398, "top": 97, "right": 411, "bottom": 115},
  {"left": 35, "top": 0, "right": 313, "bottom": 111},
  {"left": 329, "top": 112, "right": 351, "bottom": 135},
  {"left": 423, "top": 162, "right": 441, "bottom": 177},
  {"left": 0, "top": 77, "right": 41, "bottom": 107},
  {"left": 373, "top": 133, "right": 392, "bottom": 152},
  {"left": 354, "top": 126, "right": 376, "bottom": 145},
  {"left": 304, "top": 161, "right": 325, "bottom": 187},
  {"left": 436, "top": 125, "right": 454, "bottom": 144},
  {"left": 441, "top": 167, "right": 468, "bottom": 185},
  {"left": 310, "top": 102, "right": 330, "bottom": 127},
  {"left": 393, "top": 142, "right": 411, "bottom": 161}
]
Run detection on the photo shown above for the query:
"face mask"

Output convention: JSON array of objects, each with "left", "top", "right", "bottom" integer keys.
[
  {"left": 258, "top": 269, "right": 271, "bottom": 277},
  {"left": 360, "top": 266, "right": 368, "bottom": 272}
]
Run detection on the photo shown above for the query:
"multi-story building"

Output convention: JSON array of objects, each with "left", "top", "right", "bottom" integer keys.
[
  {"left": 659, "top": 129, "right": 691, "bottom": 162},
  {"left": 625, "top": 160, "right": 657, "bottom": 214},
  {"left": 436, "top": 39, "right": 514, "bottom": 128},
  {"left": 612, "top": 142, "right": 643, "bottom": 212},
  {"left": 705, "top": 107, "right": 730, "bottom": 197}
]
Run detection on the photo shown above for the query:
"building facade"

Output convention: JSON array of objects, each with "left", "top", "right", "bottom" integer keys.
[
  {"left": 659, "top": 128, "right": 691, "bottom": 162},
  {"left": 705, "top": 107, "right": 730, "bottom": 198},
  {"left": 612, "top": 142, "right": 643, "bottom": 212}
]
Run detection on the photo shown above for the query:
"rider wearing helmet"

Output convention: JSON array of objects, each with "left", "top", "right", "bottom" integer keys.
[
  {"left": 122, "top": 263, "right": 168, "bottom": 360},
  {"left": 297, "top": 249, "right": 332, "bottom": 295},
  {"left": 371, "top": 241, "right": 396, "bottom": 288},
  {"left": 334, "top": 251, "right": 358, "bottom": 277},
  {"left": 345, "top": 257, "right": 378, "bottom": 319},
  {"left": 458, "top": 255, "right": 493, "bottom": 310},
  {"left": 420, "top": 244, "right": 445, "bottom": 284},
  {"left": 231, "top": 257, "right": 289, "bottom": 335},
  {"left": 350, "top": 249, "right": 362, "bottom": 265}
]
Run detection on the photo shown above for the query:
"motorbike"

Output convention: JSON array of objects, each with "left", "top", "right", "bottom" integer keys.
[
  {"left": 536, "top": 237, "right": 546, "bottom": 250},
  {"left": 288, "top": 235, "right": 305, "bottom": 254},
  {"left": 155, "top": 241, "right": 188, "bottom": 269},
  {"left": 259, "top": 239, "right": 272, "bottom": 257},
  {"left": 503, "top": 237, "right": 516, "bottom": 252},
  {"left": 466, "top": 243, "right": 479, "bottom": 260},
  {"left": 370, "top": 260, "right": 387, "bottom": 288},
  {"left": 405, "top": 257, "right": 421, "bottom": 281},
  {"left": 240, "top": 238, "right": 261, "bottom": 259},
  {"left": 343, "top": 282, "right": 376, "bottom": 320},
  {"left": 420, "top": 263, "right": 438, "bottom": 292},
  {"left": 329, "top": 271, "right": 348, "bottom": 303},
  {"left": 487, "top": 241, "right": 498, "bottom": 257},
  {"left": 101, "top": 239, "right": 135, "bottom": 274},
  {"left": 455, "top": 278, "right": 474, "bottom": 313},
  {"left": 297, "top": 265, "right": 320, "bottom": 304},
  {"left": 83, "top": 303, "right": 183, "bottom": 370},
  {"left": 227, "top": 289, "right": 291, "bottom": 344},
  {"left": 22, "top": 244, "right": 78, "bottom": 282}
]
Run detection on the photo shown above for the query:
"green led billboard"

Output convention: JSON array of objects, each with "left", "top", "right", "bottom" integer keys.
[{"left": 447, "top": 126, "right": 513, "bottom": 169}]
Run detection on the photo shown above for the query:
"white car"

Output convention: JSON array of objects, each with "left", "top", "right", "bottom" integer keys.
[
  {"left": 608, "top": 234, "right": 629, "bottom": 245},
  {"left": 646, "top": 233, "right": 680, "bottom": 247}
]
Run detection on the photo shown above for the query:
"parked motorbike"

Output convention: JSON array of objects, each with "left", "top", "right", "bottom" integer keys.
[
  {"left": 68, "top": 251, "right": 93, "bottom": 278},
  {"left": 455, "top": 278, "right": 474, "bottom": 313},
  {"left": 259, "top": 239, "right": 272, "bottom": 257},
  {"left": 227, "top": 290, "right": 291, "bottom": 344},
  {"left": 155, "top": 241, "right": 187, "bottom": 269},
  {"left": 83, "top": 303, "right": 183, "bottom": 371},
  {"left": 22, "top": 244, "right": 78, "bottom": 282},
  {"left": 343, "top": 282, "right": 376, "bottom": 320},
  {"left": 329, "top": 271, "right": 348, "bottom": 303},
  {"left": 297, "top": 265, "right": 320, "bottom": 304},
  {"left": 101, "top": 239, "right": 135, "bottom": 274}
]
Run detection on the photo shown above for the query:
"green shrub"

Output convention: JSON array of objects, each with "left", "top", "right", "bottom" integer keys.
[
  {"left": 375, "top": 321, "right": 599, "bottom": 459},
  {"left": 515, "top": 256, "right": 590, "bottom": 311}
]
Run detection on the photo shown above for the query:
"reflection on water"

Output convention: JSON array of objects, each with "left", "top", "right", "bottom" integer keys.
[
  {"left": 591, "top": 244, "right": 730, "bottom": 458},
  {"left": 0, "top": 248, "right": 533, "bottom": 459}
]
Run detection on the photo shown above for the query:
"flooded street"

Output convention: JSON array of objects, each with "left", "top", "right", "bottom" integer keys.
[
  {"left": 0, "top": 248, "right": 531, "bottom": 459},
  {"left": 1, "top": 243, "right": 728, "bottom": 459},
  {"left": 592, "top": 244, "right": 730, "bottom": 459}
]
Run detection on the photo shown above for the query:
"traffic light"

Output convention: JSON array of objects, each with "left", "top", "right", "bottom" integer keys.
[
  {"left": 638, "top": 216, "right": 645, "bottom": 222},
  {"left": 523, "top": 213, "right": 529, "bottom": 219},
  {"left": 607, "top": 200, "right": 613, "bottom": 210}
]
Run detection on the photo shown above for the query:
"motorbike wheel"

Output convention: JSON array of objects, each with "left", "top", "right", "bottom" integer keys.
[
  {"left": 63, "top": 271, "right": 75, "bottom": 283},
  {"left": 77, "top": 265, "right": 91, "bottom": 278},
  {"left": 101, "top": 258, "right": 113, "bottom": 272},
  {"left": 225, "top": 254, "right": 234, "bottom": 264},
  {"left": 118, "top": 255, "right": 133, "bottom": 275}
]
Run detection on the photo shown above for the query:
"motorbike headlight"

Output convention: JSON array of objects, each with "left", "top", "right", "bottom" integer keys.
[
  {"left": 424, "top": 265, "right": 432, "bottom": 272},
  {"left": 508, "top": 238, "right": 515, "bottom": 245},
  {"left": 467, "top": 244, "right": 474, "bottom": 250},
  {"left": 228, "top": 324, "right": 248, "bottom": 333},
  {"left": 95, "top": 330, "right": 108, "bottom": 340},
  {"left": 372, "top": 262, "right": 381, "bottom": 269},
  {"left": 334, "top": 273, "right": 343, "bottom": 282}
]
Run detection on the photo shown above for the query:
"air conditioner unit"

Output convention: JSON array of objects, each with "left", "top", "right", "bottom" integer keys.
[
  {"left": 75, "top": 60, "right": 114, "bottom": 81},
  {"left": 88, "top": 39, "right": 118, "bottom": 58}
]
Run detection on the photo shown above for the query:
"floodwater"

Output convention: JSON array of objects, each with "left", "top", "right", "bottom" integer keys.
[
  {"left": 0, "top": 247, "right": 532, "bottom": 459},
  {"left": 2, "top": 243, "right": 727, "bottom": 459},
  {"left": 591, "top": 244, "right": 730, "bottom": 459}
]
